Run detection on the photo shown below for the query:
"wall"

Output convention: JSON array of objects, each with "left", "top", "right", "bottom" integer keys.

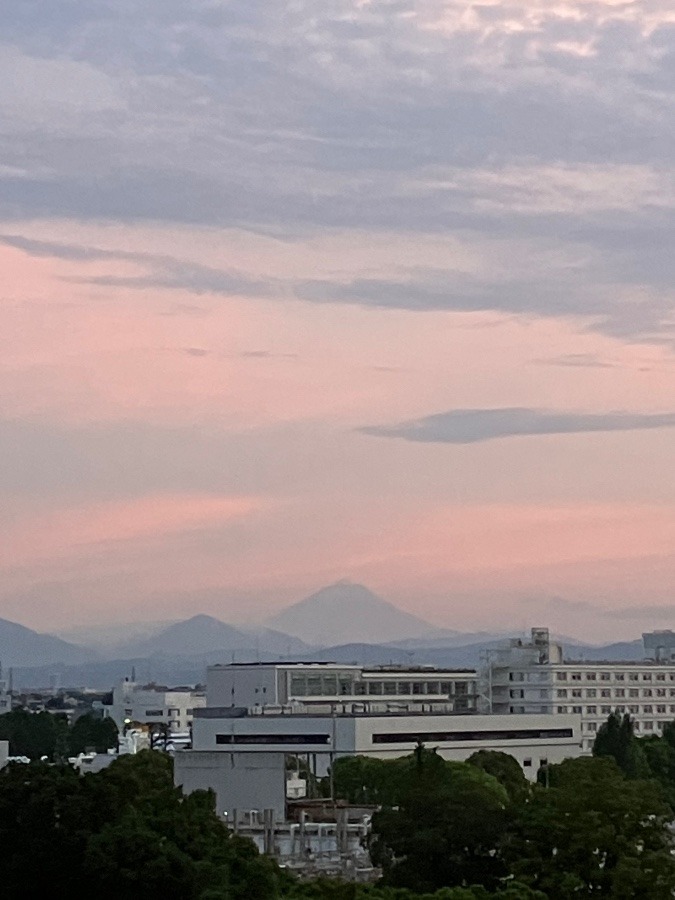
[
  {"left": 175, "top": 750, "right": 288, "bottom": 821},
  {"left": 207, "top": 666, "right": 280, "bottom": 708}
]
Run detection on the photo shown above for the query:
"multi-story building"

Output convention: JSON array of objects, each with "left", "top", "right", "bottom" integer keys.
[
  {"left": 175, "top": 661, "right": 582, "bottom": 822},
  {"left": 100, "top": 679, "right": 205, "bottom": 733},
  {"left": 207, "top": 661, "right": 479, "bottom": 713},
  {"left": 486, "top": 628, "right": 675, "bottom": 752}
]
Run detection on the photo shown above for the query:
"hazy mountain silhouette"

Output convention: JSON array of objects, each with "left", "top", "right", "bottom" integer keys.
[
  {"left": 266, "top": 581, "right": 434, "bottom": 645},
  {"left": 0, "top": 617, "right": 96, "bottom": 668}
]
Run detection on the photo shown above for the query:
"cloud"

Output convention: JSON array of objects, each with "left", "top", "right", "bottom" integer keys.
[
  {"left": 360, "top": 408, "right": 675, "bottom": 444},
  {"left": 533, "top": 353, "right": 617, "bottom": 369}
]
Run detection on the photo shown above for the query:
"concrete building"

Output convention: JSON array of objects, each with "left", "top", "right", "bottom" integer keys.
[
  {"left": 207, "top": 661, "right": 478, "bottom": 712},
  {"left": 100, "top": 679, "right": 205, "bottom": 733},
  {"left": 486, "top": 628, "right": 675, "bottom": 752},
  {"left": 175, "top": 661, "right": 582, "bottom": 823}
]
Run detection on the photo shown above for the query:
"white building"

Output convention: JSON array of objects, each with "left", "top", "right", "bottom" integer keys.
[
  {"left": 101, "top": 679, "right": 205, "bottom": 733},
  {"left": 207, "top": 661, "right": 478, "bottom": 713},
  {"left": 175, "top": 662, "right": 582, "bottom": 822},
  {"left": 486, "top": 628, "right": 675, "bottom": 752}
]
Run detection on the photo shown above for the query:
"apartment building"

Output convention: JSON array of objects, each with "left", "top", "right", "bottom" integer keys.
[{"left": 487, "top": 628, "right": 675, "bottom": 752}]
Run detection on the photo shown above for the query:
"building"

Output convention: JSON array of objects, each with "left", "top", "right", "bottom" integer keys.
[
  {"left": 486, "top": 628, "right": 675, "bottom": 752},
  {"left": 0, "top": 664, "right": 11, "bottom": 715},
  {"left": 175, "top": 661, "right": 582, "bottom": 823},
  {"left": 206, "top": 661, "right": 478, "bottom": 712},
  {"left": 100, "top": 679, "right": 205, "bottom": 733}
]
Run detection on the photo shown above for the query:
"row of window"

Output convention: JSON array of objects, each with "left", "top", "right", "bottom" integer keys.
[
  {"left": 555, "top": 672, "right": 674, "bottom": 683},
  {"left": 214, "top": 728, "right": 574, "bottom": 746},
  {"left": 556, "top": 704, "right": 675, "bottom": 716},
  {"left": 289, "top": 675, "right": 473, "bottom": 698},
  {"left": 556, "top": 688, "right": 671, "bottom": 699}
]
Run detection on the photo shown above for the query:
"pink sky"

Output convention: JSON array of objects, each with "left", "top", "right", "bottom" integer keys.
[{"left": 1, "top": 1, "right": 674, "bottom": 641}]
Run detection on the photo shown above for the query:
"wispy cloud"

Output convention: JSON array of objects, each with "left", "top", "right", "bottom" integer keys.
[{"left": 361, "top": 408, "right": 675, "bottom": 444}]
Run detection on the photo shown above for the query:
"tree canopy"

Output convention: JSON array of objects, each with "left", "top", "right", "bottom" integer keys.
[{"left": 0, "top": 751, "right": 279, "bottom": 900}]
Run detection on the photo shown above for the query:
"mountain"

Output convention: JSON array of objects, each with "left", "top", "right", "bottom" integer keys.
[
  {"left": 116, "top": 615, "right": 253, "bottom": 658},
  {"left": 266, "top": 581, "right": 434, "bottom": 645},
  {"left": 0, "top": 617, "right": 96, "bottom": 668}
]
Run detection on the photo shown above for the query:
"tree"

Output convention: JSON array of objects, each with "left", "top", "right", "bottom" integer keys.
[
  {"left": 505, "top": 756, "right": 675, "bottom": 898},
  {"left": 593, "top": 711, "right": 648, "bottom": 778},
  {"left": 369, "top": 749, "right": 510, "bottom": 893},
  {"left": 466, "top": 750, "right": 529, "bottom": 802},
  {"left": 0, "top": 708, "right": 68, "bottom": 759},
  {"left": 0, "top": 751, "right": 281, "bottom": 900},
  {"left": 68, "top": 713, "right": 119, "bottom": 756}
]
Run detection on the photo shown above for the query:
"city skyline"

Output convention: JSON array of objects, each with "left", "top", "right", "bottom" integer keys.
[{"left": 1, "top": 2, "right": 675, "bottom": 640}]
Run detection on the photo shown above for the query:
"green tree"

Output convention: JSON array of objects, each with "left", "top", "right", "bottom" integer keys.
[
  {"left": 0, "top": 708, "right": 68, "bottom": 759},
  {"left": 369, "top": 749, "right": 510, "bottom": 893},
  {"left": 592, "top": 711, "right": 648, "bottom": 778},
  {"left": 466, "top": 750, "right": 529, "bottom": 802},
  {"left": 68, "top": 713, "right": 119, "bottom": 756},
  {"left": 0, "top": 751, "right": 280, "bottom": 900},
  {"left": 505, "top": 756, "right": 675, "bottom": 898}
]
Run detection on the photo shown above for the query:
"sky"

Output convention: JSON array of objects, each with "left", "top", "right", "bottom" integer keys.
[{"left": 1, "top": 0, "right": 675, "bottom": 641}]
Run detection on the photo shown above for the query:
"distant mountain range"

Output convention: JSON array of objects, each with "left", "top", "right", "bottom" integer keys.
[
  {"left": 0, "top": 581, "right": 658, "bottom": 690},
  {"left": 0, "top": 617, "right": 96, "bottom": 669}
]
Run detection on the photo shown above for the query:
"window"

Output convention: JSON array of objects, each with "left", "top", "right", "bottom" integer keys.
[
  {"left": 572, "top": 689, "right": 582, "bottom": 698},
  {"left": 600, "top": 690, "right": 611, "bottom": 698},
  {"left": 145, "top": 710, "right": 164, "bottom": 717},
  {"left": 657, "top": 674, "right": 666, "bottom": 682},
  {"left": 571, "top": 673, "right": 582, "bottom": 681},
  {"left": 644, "top": 721, "right": 654, "bottom": 731},
  {"left": 615, "top": 689, "right": 625, "bottom": 698},
  {"left": 600, "top": 673, "right": 611, "bottom": 682},
  {"left": 670, "top": 706, "right": 675, "bottom": 714},
  {"left": 643, "top": 705, "right": 653, "bottom": 714},
  {"left": 510, "top": 672, "right": 525, "bottom": 682},
  {"left": 586, "top": 673, "right": 596, "bottom": 681},
  {"left": 643, "top": 689, "right": 653, "bottom": 698},
  {"left": 523, "top": 758, "right": 532, "bottom": 767},
  {"left": 169, "top": 708, "right": 179, "bottom": 716},
  {"left": 557, "top": 706, "right": 567, "bottom": 713},
  {"left": 628, "top": 705, "right": 639, "bottom": 714},
  {"left": 322, "top": 674, "right": 338, "bottom": 695},
  {"left": 510, "top": 689, "right": 524, "bottom": 699},
  {"left": 586, "top": 722, "right": 597, "bottom": 732},
  {"left": 629, "top": 674, "right": 639, "bottom": 682},
  {"left": 601, "top": 706, "right": 612, "bottom": 714},
  {"left": 657, "top": 705, "right": 666, "bottom": 714},
  {"left": 556, "top": 672, "right": 568, "bottom": 681},
  {"left": 572, "top": 706, "right": 582, "bottom": 714},
  {"left": 368, "top": 681, "right": 383, "bottom": 695},
  {"left": 629, "top": 689, "right": 639, "bottom": 698},
  {"left": 216, "top": 733, "right": 330, "bottom": 745},
  {"left": 643, "top": 674, "right": 652, "bottom": 682},
  {"left": 586, "top": 706, "right": 597, "bottom": 714},
  {"left": 371, "top": 727, "right": 575, "bottom": 744},
  {"left": 557, "top": 690, "right": 568, "bottom": 698},
  {"left": 615, "top": 674, "right": 625, "bottom": 681},
  {"left": 397, "top": 682, "right": 411, "bottom": 695},
  {"left": 656, "top": 689, "right": 666, "bottom": 697},
  {"left": 540, "top": 758, "right": 548, "bottom": 767},
  {"left": 586, "top": 689, "right": 597, "bottom": 698}
]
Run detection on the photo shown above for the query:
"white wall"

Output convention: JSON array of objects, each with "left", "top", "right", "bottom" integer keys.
[
  {"left": 207, "top": 666, "right": 280, "bottom": 708},
  {"left": 175, "top": 750, "right": 288, "bottom": 821}
]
